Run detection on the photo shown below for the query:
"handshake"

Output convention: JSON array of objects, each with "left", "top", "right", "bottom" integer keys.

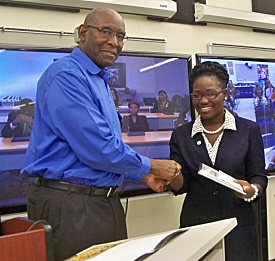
[{"left": 141, "top": 159, "right": 183, "bottom": 193}]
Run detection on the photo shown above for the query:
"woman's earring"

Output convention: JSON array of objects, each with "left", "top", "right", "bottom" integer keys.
[{"left": 224, "top": 97, "right": 227, "bottom": 101}]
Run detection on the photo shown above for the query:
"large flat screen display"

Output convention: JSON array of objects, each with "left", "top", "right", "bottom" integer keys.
[
  {"left": 0, "top": 46, "right": 72, "bottom": 214},
  {"left": 196, "top": 53, "right": 275, "bottom": 174},
  {"left": 0, "top": 46, "right": 193, "bottom": 213}
]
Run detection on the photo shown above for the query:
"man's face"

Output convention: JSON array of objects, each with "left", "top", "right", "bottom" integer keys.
[
  {"left": 20, "top": 105, "right": 34, "bottom": 117},
  {"left": 79, "top": 10, "right": 126, "bottom": 69}
]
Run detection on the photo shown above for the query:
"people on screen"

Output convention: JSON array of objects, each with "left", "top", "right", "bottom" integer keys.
[
  {"left": 121, "top": 102, "right": 149, "bottom": 132},
  {"left": 168, "top": 61, "right": 267, "bottom": 261},
  {"left": 253, "top": 83, "right": 267, "bottom": 106},
  {"left": 110, "top": 88, "right": 123, "bottom": 107},
  {"left": 1, "top": 98, "right": 34, "bottom": 137},
  {"left": 271, "top": 88, "right": 275, "bottom": 112},
  {"left": 227, "top": 80, "right": 237, "bottom": 110},
  {"left": 20, "top": 8, "right": 181, "bottom": 261},
  {"left": 153, "top": 90, "right": 174, "bottom": 114},
  {"left": 265, "top": 82, "right": 275, "bottom": 108}
]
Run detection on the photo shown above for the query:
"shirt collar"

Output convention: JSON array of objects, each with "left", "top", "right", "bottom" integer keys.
[
  {"left": 71, "top": 47, "right": 112, "bottom": 82},
  {"left": 191, "top": 109, "right": 237, "bottom": 138}
]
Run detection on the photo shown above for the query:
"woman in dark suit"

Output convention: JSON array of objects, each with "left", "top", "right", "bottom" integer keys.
[
  {"left": 121, "top": 102, "right": 149, "bottom": 133},
  {"left": 153, "top": 90, "right": 174, "bottom": 114},
  {"left": 169, "top": 62, "right": 267, "bottom": 261}
]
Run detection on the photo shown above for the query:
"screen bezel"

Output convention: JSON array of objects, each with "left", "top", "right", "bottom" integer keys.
[
  {"left": 196, "top": 53, "right": 275, "bottom": 173},
  {"left": 0, "top": 46, "right": 194, "bottom": 213},
  {"left": 196, "top": 53, "right": 275, "bottom": 69}
]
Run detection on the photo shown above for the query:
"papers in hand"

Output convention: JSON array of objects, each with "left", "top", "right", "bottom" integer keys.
[{"left": 198, "top": 163, "right": 246, "bottom": 195}]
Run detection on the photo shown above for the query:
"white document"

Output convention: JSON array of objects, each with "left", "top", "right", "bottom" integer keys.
[
  {"left": 198, "top": 163, "right": 246, "bottom": 195},
  {"left": 78, "top": 229, "right": 187, "bottom": 261}
]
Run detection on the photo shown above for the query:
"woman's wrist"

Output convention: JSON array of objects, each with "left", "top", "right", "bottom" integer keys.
[{"left": 243, "top": 184, "right": 259, "bottom": 202}]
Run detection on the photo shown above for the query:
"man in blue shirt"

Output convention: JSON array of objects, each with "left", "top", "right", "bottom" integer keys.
[{"left": 21, "top": 8, "right": 182, "bottom": 261}]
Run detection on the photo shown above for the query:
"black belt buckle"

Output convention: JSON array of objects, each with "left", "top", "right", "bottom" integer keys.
[{"left": 107, "top": 187, "right": 117, "bottom": 197}]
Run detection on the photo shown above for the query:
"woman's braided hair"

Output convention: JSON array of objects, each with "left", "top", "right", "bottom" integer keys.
[{"left": 190, "top": 61, "right": 229, "bottom": 89}]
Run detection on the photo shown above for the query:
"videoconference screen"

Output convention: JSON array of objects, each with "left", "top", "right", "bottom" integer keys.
[
  {"left": 197, "top": 54, "right": 275, "bottom": 173},
  {"left": 0, "top": 46, "right": 193, "bottom": 212}
]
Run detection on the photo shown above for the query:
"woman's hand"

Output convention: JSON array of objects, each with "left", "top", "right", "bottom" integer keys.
[{"left": 233, "top": 179, "right": 262, "bottom": 199}]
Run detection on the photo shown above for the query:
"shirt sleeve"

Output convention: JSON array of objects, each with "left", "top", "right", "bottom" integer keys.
[{"left": 43, "top": 70, "right": 150, "bottom": 182}]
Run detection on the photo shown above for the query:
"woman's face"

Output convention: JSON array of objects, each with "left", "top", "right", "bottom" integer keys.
[
  {"left": 158, "top": 92, "right": 167, "bottom": 102},
  {"left": 192, "top": 75, "right": 226, "bottom": 121},
  {"left": 129, "top": 104, "right": 139, "bottom": 115}
]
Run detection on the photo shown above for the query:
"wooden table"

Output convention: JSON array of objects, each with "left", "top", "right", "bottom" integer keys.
[
  {"left": 0, "top": 137, "right": 28, "bottom": 171},
  {"left": 0, "top": 131, "right": 172, "bottom": 171},
  {"left": 117, "top": 105, "right": 153, "bottom": 113}
]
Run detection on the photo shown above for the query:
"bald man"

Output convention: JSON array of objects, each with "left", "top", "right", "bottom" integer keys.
[{"left": 21, "top": 8, "right": 182, "bottom": 261}]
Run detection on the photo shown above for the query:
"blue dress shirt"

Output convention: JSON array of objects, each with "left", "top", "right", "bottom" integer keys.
[{"left": 21, "top": 47, "right": 150, "bottom": 187}]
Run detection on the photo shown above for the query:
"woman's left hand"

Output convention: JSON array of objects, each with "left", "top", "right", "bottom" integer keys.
[{"left": 233, "top": 179, "right": 258, "bottom": 199}]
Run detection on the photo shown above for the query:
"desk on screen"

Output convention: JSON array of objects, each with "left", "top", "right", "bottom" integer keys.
[
  {"left": 116, "top": 105, "right": 153, "bottom": 113},
  {"left": 0, "top": 131, "right": 172, "bottom": 171},
  {"left": 0, "top": 116, "right": 8, "bottom": 131},
  {"left": 0, "top": 107, "right": 14, "bottom": 117},
  {"left": 120, "top": 113, "right": 179, "bottom": 130}
]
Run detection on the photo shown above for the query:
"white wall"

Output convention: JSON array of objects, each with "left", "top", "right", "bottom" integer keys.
[
  {"left": 1, "top": 0, "right": 275, "bottom": 59},
  {"left": 1, "top": 0, "right": 275, "bottom": 240}
]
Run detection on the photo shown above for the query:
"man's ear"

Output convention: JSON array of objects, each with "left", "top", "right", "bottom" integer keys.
[{"left": 78, "top": 24, "right": 87, "bottom": 42}]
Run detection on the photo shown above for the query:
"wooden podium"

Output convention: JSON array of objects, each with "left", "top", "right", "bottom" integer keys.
[
  {"left": 0, "top": 217, "right": 54, "bottom": 261},
  {"left": 70, "top": 218, "right": 237, "bottom": 261}
]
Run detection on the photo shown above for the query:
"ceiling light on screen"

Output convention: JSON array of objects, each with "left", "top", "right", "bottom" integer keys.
[{"left": 139, "top": 58, "right": 178, "bottom": 72}]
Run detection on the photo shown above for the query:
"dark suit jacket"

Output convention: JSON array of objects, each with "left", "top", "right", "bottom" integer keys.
[
  {"left": 121, "top": 114, "right": 149, "bottom": 133},
  {"left": 152, "top": 100, "right": 174, "bottom": 114},
  {"left": 170, "top": 116, "right": 267, "bottom": 228},
  {"left": 1, "top": 111, "right": 31, "bottom": 137}
]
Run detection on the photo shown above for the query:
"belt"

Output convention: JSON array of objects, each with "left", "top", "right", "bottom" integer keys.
[{"left": 34, "top": 177, "right": 117, "bottom": 197}]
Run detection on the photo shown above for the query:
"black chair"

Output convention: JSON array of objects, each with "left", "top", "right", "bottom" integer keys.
[
  {"left": 172, "top": 95, "right": 184, "bottom": 113},
  {"left": 143, "top": 97, "right": 157, "bottom": 106},
  {"left": 255, "top": 106, "right": 273, "bottom": 122},
  {"left": 260, "top": 121, "right": 275, "bottom": 135},
  {"left": 260, "top": 121, "right": 275, "bottom": 148}
]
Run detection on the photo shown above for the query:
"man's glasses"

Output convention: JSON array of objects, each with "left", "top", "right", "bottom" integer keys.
[
  {"left": 190, "top": 90, "right": 224, "bottom": 100},
  {"left": 85, "top": 25, "right": 128, "bottom": 44}
]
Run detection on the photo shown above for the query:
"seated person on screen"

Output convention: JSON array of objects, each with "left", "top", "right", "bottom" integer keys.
[
  {"left": 270, "top": 88, "right": 275, "bottom": 112},
  {"left": 153, "top": 90, "right": 174, "bottom": 114},
  {"left": 266, "top": 82, "right": 275, "bottom": 107},
  {"left": 121, "top": 102, "right": 149, "bottom": 133},
  {"left": 227, "top": 80, "right": 237, "bottom": 110},
  {"left": 253, "top": 84, "right": 267, "bottom": 107},
  {"left": 174, "top": 108, "right": 192, "bottom": 128},
  {"left": 110, "top": 88, "right": 123, "bottom": 107},
  {"left": 1, "top": 98, "right": 34, "bottom": 138}
]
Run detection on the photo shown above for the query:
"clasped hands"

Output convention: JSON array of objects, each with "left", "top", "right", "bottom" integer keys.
[
  {"left": 141, "top": 159, "right": 182, "bottom": 193},
  {"left": 12, "top": 114, "right": 33, "bottom": 126}
]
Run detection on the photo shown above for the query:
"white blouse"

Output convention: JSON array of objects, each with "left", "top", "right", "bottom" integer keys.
[{"left": 191, "top": 109, "right": 237, "bottom": 165}]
